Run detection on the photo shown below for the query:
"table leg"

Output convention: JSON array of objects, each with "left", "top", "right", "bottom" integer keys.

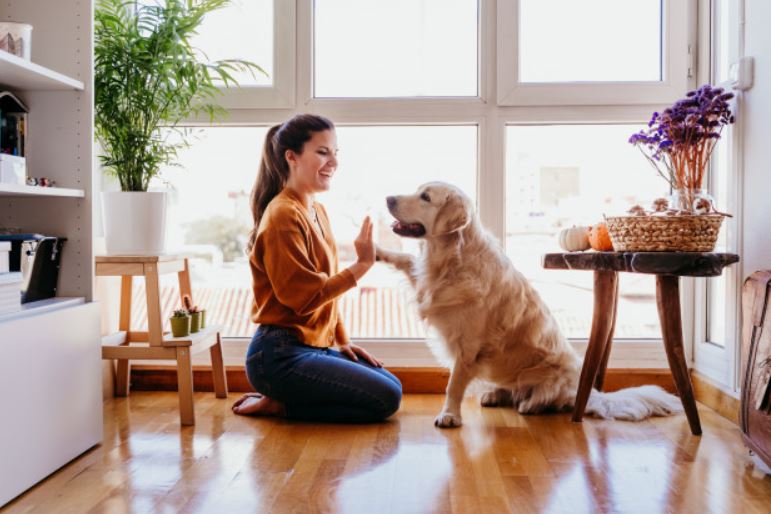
[
  {"left": 210, "top": 333, "right": 228, "bottom": 399},
  {"left": 594, "top": 277, "right": 619, "bottom": 391},
  {"left": 115, "top": 361, "right": 131, "bottom": 397},
  {"left": 144, "top": 263, "right": 163, "bottom": 346},
  {"left": 573, "top": 270, "right": 618, "bottom": 422},
  {"left": 176, "top": 346, "right": 195, "bottom": 426},
  {"left": 655, "top": 275, "right": 702, "bottom": 435},
  {"left": 115, "top": 275, "right": 133, "bottom": 396}
]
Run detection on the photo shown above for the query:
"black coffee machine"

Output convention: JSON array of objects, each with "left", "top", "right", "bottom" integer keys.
[{"left": 0, "top": 233, "right": 66, "bottom": 303}]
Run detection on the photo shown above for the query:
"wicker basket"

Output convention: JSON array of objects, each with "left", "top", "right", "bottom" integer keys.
[{"left": 606, "top": 214, "right": 724, "bottom": 252}]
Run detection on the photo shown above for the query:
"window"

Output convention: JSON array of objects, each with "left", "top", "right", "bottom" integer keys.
[
  {"left": 506, "top": 125, "right": 664, "bottom": 339},
  {"left": 192, "top": 0, "right": 274, "bottom": 86},
  {"left": 314, "top": 0, "right": 478, "bottom": 97},
  {"left": 706, "top": 128, "right": 732, "bottom": 348},
  {"left": 144, "top": 127, "right": 268, "bottom": 338},
  {"left": 707, "top": 0, "right": 741, "bottom": 342},
  {"left": 134, "top": 0, "right": 292, "bottom": 108},
  {"left": 141, "top": 126, "right": 477, "bottom": 340},
  {"left": 322, "top": 125, "right": 478, "bottom": 338},
  {"left": 112, "top": 1, "right": 704, "bottom": 365},
  {"left": 497, "top": 0, "right": 690, "bottom": 105},
  {"left": 694, "top": 0, "right": 742, "bottom": 389},
  {"left": 195, "top": 0, "right": 295, "bottom": 108},
  {"left": 519, "top": 0, "right": 662, "bottom": 83}
]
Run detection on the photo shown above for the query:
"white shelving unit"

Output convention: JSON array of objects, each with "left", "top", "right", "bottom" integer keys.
[
  {"left": 0, "top": 50, "right": 84, "bottom": 90},
  {"left": 0, "top": 1, "right": 101, "bottom": 507},
  {"left": 0, "top": 183, "right": 85, "bottom": 198},
  {"left": 0, "top": 296, "right": 85, "bottom": 322}
]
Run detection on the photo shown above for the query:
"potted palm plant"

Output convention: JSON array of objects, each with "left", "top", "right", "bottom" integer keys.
[{"left": 95, "top": 0, "right": 264, "bottom": 255}]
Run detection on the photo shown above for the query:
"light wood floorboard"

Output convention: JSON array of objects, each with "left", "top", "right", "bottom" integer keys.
[{"left": 3, "top": 393, "right": 771, "bottom": 514}]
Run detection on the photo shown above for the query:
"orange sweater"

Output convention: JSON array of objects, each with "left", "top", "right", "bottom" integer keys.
[{"left": 249, "top": 188, "right": 357, "bottom": 347}]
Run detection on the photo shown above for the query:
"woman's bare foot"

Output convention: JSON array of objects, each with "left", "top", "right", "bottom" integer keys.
[{"left": 232, "top": 393, "right": 285, "bottom": 417}]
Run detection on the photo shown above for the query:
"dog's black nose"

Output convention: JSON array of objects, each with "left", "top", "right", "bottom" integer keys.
[{"left": 386, "top": 196, "right": 397, "bottom": 209}]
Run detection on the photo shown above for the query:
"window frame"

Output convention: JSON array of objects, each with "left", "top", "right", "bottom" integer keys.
[
  {"left": 165, "top": 0, "right": 711, "bottom": 369},
  {"left": 691, "top": 0, "right": 744, "bottom": 396},
  {"left": 496, "top": 0, "right": 694, "bottom": 106}
]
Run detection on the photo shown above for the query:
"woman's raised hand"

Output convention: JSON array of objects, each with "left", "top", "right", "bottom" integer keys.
[
  {"left": 354, "top": 216, "right": 375, "bottom": 266},
  {"left": 348, "top": 216, "right": 375, "bottom": 282}
]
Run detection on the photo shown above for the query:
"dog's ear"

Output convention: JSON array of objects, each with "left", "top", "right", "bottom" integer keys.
[{"left": 435, "top": 194, "right": 471, "bottom": 235}]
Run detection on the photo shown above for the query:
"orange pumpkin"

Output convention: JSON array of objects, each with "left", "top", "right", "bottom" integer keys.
[{"left": 587, "top": 222, "right": 614, "bottom": 251}]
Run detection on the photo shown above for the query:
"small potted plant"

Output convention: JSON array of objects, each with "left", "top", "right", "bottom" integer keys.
[
  {"left": 183, "top": 294, "right": 202, "bottom": 333},
  {"left": 170, "top": 309, "right": 191, "bottom": 337}
]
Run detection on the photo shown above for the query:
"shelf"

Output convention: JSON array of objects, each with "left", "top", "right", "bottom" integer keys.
[
  {"left": 0, "top": 51, "right": 84, "bottom": 91},
  {"left": 0, "top": 183, "right": 85, "bottom": 198},
  {"left": 0, "top": 297, "right": 85, "bottom": 324}
]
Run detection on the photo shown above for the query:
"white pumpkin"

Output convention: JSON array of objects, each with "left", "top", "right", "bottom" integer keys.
[{"left": 558, "top": 226, "right": 591, "bottom": 252}]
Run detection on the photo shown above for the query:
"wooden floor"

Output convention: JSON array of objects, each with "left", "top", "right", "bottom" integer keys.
[{"left": 4, "top": 393, "right": 771, "bottom": 514}]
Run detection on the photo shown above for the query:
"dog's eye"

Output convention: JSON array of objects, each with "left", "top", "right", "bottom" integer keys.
[{"left": 420, "top": 192, "right": 431, "bottom": 202}]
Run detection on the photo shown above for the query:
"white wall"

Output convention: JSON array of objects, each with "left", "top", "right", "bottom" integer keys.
[{"left": 742, "top": 1, "right": 771, "bottom": 276}]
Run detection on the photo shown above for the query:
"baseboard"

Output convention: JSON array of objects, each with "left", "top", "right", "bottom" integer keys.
[
  {"left": 124, "top": 366, "right": 740, "bottom": 424},
  {"left": 690, "top": 371, "right": 740, "bottom": 424},
  {"left": 128, "top": 365, "right": 675, "bottom": 395}
]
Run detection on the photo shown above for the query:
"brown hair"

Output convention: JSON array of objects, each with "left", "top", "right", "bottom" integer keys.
[{"left": 247, "top": 114, "right": 335, "bottom": 253}]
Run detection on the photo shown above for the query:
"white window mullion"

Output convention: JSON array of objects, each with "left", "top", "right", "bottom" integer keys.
[
  {"left": 478, "top": 115, "right": 506, "bottom": 243},
  {"left": 296, "top": 0, "right": 313, "bottom": 109},
  {"left": 478, "top": 0, "right": 504, "bottom": 243}
]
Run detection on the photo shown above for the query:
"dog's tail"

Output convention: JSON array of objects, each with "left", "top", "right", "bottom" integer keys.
[{"left": 584, "top": 385, "right": 683, "bottom": 421}]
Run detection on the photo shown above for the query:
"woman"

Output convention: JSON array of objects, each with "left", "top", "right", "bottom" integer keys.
[{"left": 232, "top": 114, "right": 402, "bottom": 422}]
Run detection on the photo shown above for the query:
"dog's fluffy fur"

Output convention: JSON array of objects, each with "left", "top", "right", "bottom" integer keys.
[{"left": 377, "top": 182, "right": 683, "bottom": 428}]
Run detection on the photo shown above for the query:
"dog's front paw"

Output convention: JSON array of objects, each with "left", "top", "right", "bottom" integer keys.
[{"left": 434, "top": 411, "right": 463, "bottom": 428}]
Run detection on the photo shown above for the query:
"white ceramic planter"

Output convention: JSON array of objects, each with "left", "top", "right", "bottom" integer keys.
[{"left": 102, "top": 191, "right": 167, "bottom": 255}]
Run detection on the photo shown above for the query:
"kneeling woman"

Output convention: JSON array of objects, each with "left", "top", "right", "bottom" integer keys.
[{"left": 232, "top": 114, "right": 402, "bottom": 422}]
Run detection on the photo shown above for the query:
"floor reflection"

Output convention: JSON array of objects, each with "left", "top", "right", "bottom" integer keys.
[{"left": 9, "top": 393, "right": 771, "bottom": 514}]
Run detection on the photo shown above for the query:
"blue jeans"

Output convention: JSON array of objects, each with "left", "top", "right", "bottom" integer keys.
[{"left": 245, "top": 325, "right": 402, "bottom": 422}]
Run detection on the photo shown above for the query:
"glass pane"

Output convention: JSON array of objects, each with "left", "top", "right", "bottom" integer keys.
[
  {"left": 706, "top": 0, "right": 738, "bottom": 347},
  {"left": 191, "top": 0, "right": 274, "bottom": 86},
  {"left": 323, "top": 126, "right": 478, "bottom": 338},
  {"left": 707, "top": 127, "right": 733, "bottom": 347},
  {"left": 519, "top": 0, "right": 662, "bottom": 83},
  {"left": 142, "top": 126, "right": 476, "bottom": 340},
  {"left": 314, "top": 0, "right": 478, "bottom": 97},
  {"left": 136, "top": 0, "right": 273, "bottom": 86},
  {"left": 143, "top": 127, "right": 268, "bottom": 338},
  {"left": 506, "top": 125, "right": 665, "bottom": 339},
  {"left": 713, "top": 0, "right": 738, "bottom": 84}
]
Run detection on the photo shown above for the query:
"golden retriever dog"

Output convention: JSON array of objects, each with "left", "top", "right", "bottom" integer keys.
[{"left": 376, "top": 182, "right": 683, "bottom": 428}]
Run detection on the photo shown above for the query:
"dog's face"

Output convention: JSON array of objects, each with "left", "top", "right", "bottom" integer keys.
[{"left": 386, "top": 182, "right": 473, "bottom": 238}]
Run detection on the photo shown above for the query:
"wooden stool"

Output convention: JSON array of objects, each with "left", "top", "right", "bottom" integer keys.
[
  {"left": 543, "top": 251, "right": 739, "bottom": 435},
  {"left": 97, "top": 255, "right": 228, "bottom": 425}
]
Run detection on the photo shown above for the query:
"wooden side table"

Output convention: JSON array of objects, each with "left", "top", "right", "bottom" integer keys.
[
  {"left": 543, "top": 251, "right": 739, "bottom": 435},
  {"left": 96, "top": 255, "right": 228, "bottom": 425}
]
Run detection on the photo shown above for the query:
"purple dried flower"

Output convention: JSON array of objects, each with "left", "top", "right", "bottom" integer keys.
[{"left": 629, "top": 83, "right": 736, "bottom": 191}]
